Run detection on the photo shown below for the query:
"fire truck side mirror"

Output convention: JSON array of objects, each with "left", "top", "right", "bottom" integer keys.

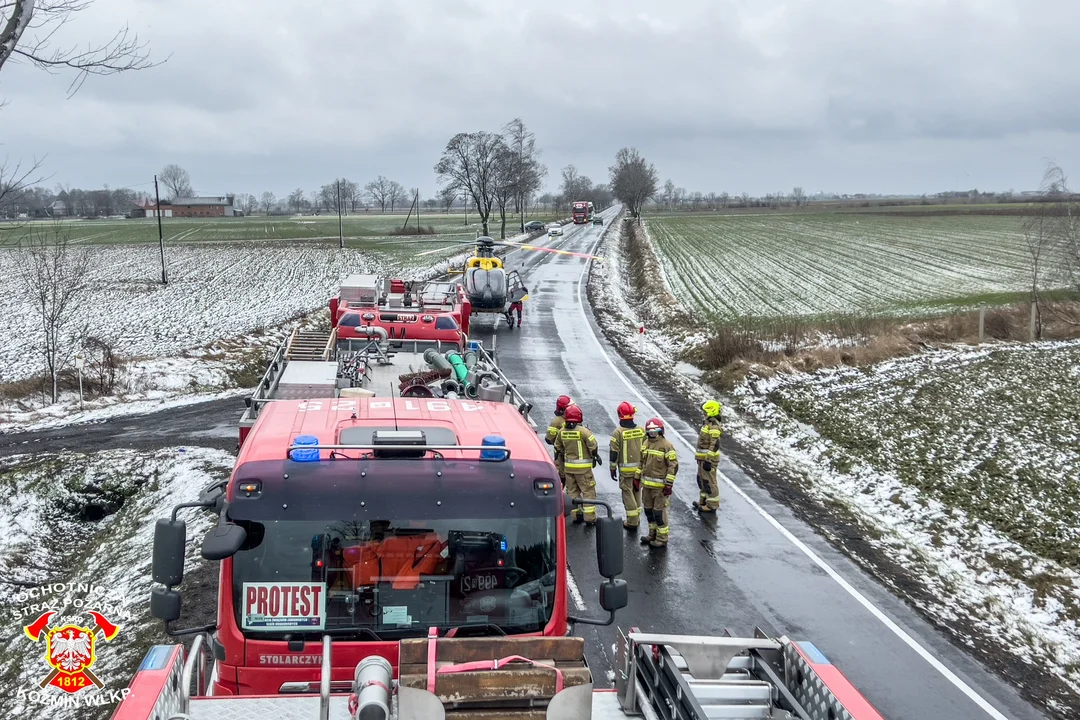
[
  {"left": 599, "top": 579, "right": 628, "bottom": 613},
  {"left": 150, "top": 586, "right": 182, "bottom": 622},
  {"left": 202, "top": 524, "right": 247, "bottom": 561},
  {"left": 153, "top": 519, "right": 187, "bottom": 586},
  {"left": 595, "top": 516, "right": 624, "bottom": 579}
]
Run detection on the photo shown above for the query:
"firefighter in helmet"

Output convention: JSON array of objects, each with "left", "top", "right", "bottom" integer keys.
[
  {"left": 546, "top": 395, "right": 573, "bottom": 486},
  {"left": 609, "top": 401, "right": 645, "bottom": 531},
  {"left": 694, "top": 400, "right": 722, "bottom": 513},
  {"left": 554, "top": 404, "right": 600, "bottom": 525},
  {"left": 639, "top": 417, "right": 678, "bottom": 547}
]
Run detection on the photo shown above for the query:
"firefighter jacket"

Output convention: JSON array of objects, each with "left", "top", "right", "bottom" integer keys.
[
  {"left": 545, "top": 415, "right": 565, "bottom": 445},
  {"left": 640, "top": 436, "right": 678, "bottom": 489},
  {"left": 609, "top": 421, "right": 645, "bottom": 475},
  {"left": 696, "top": 417, "right": 722, "bottom": 461},
  {"left": 555, "top": 425, "right": 599, "bottom": 473}
]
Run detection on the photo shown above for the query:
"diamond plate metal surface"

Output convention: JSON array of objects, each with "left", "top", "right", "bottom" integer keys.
[
  {"left": 188, "top": 696, "right": 353, "bottom": 720},
  {"left": 784, "top": 642, "right": 854, "bottom": 720}
]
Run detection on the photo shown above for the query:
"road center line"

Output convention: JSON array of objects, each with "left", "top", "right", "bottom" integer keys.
[{"left": 568, "top": 220, "right": 1009, "bottom": 720}]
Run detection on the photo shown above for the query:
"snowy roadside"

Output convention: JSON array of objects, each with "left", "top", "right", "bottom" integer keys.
[
  {"left": 588, "top": 208, "right": 1080, "bottom": 711},
  {"left": 0, "top": 447, "right": 233, "bottom": 720},
  {"left": 0, "top": 231, "right": 545, "bottom": 433}
]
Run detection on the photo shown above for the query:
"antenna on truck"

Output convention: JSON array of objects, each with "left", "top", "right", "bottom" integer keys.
[{"left": 391, "top": 384, "right": 399, "bottom": 430}]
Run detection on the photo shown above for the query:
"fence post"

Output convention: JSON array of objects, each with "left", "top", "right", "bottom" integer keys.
[
  {"left": 1030, "top": 301, "right": 1037, "bottom": 341},
  {"left": 978, "top": 306, "right": 985, "bottom": 344}
]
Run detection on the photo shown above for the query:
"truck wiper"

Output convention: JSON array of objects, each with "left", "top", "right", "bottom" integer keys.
[
  {"left": 321, "top": 626, "right": 383, "bottom": 641},
  {"left": 446, "top": 623, "right": 507, "bottom": 638}
]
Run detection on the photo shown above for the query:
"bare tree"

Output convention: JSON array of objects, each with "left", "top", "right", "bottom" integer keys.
[
  {"left": 609, "top": 147, "right": 658, "bottom": 219},
  {"left": 438, "top": 185, "right": 457, "bottom": 214},
  {"left": 661, "top": 180, "right": 674, "bottom": 210},
  {"left": 0, "top": 156, "right": 46, "bottom": 218},
  {"left": 791, "top": 187, "right": 806, "bottom": 207},
  {"left": 287, "top": 188, "right": 304, "bottom": 214},
  {"left": 0, "top": 1, "right": 160, "bottom": 94},
  {"left": 719, "top": 192, "right": 730, "bottom": 209},
  {"left": 365, "top": 176, "right": 391, "bottom": 212},
  {"left": 435, "top": 131, "right": 505, "bottom": 236},
  {"left": 238, "top": 193, "right": 258, "bottom": 216},
  {"left": 502, "top": 118, "right": 545, "bottom": 231},
  {"left": 16, "top": 221, "right": 92, "bottom": 403},
  {"left": 388, "top": 180, "right": 407, "bottom": 213},
  {"left": 260, "top": 191, "right": 276, "bottom": 214},
  {"left": 159, "top": 164, "right": 192, "bottom": 200}
]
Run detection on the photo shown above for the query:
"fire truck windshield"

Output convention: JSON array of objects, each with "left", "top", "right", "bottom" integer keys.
[{"left": 227, "top": 458, "right": 560, "bottom": 640}]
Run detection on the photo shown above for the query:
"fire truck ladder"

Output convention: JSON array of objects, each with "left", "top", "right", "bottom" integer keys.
[
  {"left": 286, "top": 327, "right": 337, "bottom": 361},
  {"left": 615, "top": 629, "right": 877, "bottom": 720}
]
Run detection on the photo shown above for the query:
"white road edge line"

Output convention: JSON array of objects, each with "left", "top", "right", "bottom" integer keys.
[
  {"left": 571, "top": 225, "right": 1010, "bottom": 720},
  {"left": 567, "top": 571, "right": 587, "bottom": 611}
]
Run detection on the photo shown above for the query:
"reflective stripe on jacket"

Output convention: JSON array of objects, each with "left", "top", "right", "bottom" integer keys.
[
  {"left": 609, "top": 426, "right": 645, "bottom": 474},
  {"left": 640, "top": 436, "right": 677, "bottom": 487},
  {"left": 546, "top": 415, "right": 565, "bottom": 445},
  {"left": 695, "top": 417, "right": 722, "bottom": 460},
  {"left": 555, "top": 426, "right": 598, "bottom": 471}
]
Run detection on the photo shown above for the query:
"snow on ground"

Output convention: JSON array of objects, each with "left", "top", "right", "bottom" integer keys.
[
  {"left": 647, "top": 213, "right": 1032, "bottom": 321},
  {"left": 590, "top": 207, "right": 1080, "bottom": 699},
  {"left": 0, "top": 447, "right": 234, "bottom": 719},
  {"left": 729, "top": 342, "right": 1080, "bottom": 694},
  {"left": 0, "top": 242, "right": 458, "bottom": 385}
]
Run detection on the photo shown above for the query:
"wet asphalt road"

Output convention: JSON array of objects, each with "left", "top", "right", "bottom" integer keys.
[
  {"left": 475, "top": 209, "right": 1044, "bottom": 720},
  {"left": 0, "top": 212, "right": 1047, "bottom": 718}
]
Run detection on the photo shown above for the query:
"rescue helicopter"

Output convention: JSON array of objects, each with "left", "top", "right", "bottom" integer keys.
[{"left": 392, "top": 233, "right": 602, "bottom": 322}]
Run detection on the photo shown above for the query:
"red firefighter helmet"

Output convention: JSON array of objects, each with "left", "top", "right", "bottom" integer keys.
[
  {"left": 563, "top": 404, "right": 583, "bottom": 424},
  {"left": 555, "top": 395, "right": 573, "bottom": 414},
  {"left": 645, "top": 417, "right": 664, "bottom": 435},
  {"left": 617, "top": 401, "right": 636, "bottom": 420}
]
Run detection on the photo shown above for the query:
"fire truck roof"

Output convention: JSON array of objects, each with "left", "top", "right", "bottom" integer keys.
[{"left": 238, "top": 397, "right": 549, "bottom": 464}]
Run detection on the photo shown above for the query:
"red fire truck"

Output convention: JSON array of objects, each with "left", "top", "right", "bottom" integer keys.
[
  {"left": 571, "top": 201, "right": 590, "bottom": 224},
  {"left": 112, "top": 329, "right": 883, "bottom": 719},
  {"left": 330, "top": 274, "right": 469, "bottom": 347}
]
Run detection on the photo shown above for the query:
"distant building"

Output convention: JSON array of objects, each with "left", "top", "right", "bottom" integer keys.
[
  {"left": 129, "top": 195, "right": 236, "bottom": 218},
  {"left": 170, "top": 195, "right": 236, "bottom": 217}
]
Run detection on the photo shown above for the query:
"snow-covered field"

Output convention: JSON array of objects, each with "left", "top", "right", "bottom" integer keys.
[
  {"left": 648, "top": 213, "right": 1031, "bottom": 320},
  {"left": 0, "top": 242, "right": 460, "bottom": 385},
  {"left": 592, "top": 207, "right": 1080, "bottom": 707},
  {"left": 730, "top": 343, "right": 1080, "bottom": 697},
  {"left": 0, "top": 447, "right": 233, "bottom": 719}
]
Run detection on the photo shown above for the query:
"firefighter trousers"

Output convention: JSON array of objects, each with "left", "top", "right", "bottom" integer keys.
[
  {"left": 640, "top": 485, "right": 670, "bottom": 544},
  {"left": 696, "top": 460, "right": 720, "bottom": 511},
  {"left": 565, "top": 470, "right": 597, "bottom": 523},
  {"left": 619, "top": 473, "right": 643, "bottom": 527}
]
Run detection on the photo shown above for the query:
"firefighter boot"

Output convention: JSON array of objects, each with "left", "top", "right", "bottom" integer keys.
[{"left": 640, "top": 525, "right": 657, "bottom": 545}]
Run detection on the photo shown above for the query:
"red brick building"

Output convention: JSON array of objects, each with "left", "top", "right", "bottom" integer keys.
[{"left": 130, "top": 195, "right": 235, "bottom": 218}]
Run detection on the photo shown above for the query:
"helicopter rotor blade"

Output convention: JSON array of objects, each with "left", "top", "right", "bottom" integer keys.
[{"left": 488, "top": 240, "right": 603, "bottom": 261}]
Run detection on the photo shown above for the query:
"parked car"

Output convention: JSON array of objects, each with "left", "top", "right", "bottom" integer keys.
[
  {"left": 524, "top": 220, "right": 546, "bottom": 231},
  {"left": 548, "top": 224, "right": 564, "bottom": 236}
]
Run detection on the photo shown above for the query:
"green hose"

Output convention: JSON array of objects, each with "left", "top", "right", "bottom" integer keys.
[{"left": 445, "top": 352, "right": 469, "bottom": 383}]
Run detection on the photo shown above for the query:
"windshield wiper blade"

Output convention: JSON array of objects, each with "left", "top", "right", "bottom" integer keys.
[
  {"left": 446, "top": 623, "right": 507, "bottom": 638},
  {"left": 321, "top": 627, "right": 383, "bottom": 641}
]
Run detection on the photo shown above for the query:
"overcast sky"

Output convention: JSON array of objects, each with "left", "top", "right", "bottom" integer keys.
[{"left": 3, "top": 0, "right": 1079, "bottom": 198}]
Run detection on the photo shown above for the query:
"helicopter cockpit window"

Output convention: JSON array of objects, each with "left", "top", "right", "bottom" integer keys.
[{"left": 467, "top": 269, "right": 506, "bottom": 296}]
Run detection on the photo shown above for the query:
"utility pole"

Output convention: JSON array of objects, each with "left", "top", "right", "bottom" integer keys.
[
  {"left": 463, "top": 192, "right": 468, "bottom": 227},
  {"left": 336, "top": 179, "right": 344, "bottom": 249},
  {"left": 154, "top": 175, "right": 167, "bottom": 284},
  {"left": 415, "top": 189, "right": 421, "bottom": 235}
]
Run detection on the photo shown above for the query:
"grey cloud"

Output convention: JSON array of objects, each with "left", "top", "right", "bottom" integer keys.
[{"left": 2, "top": 0, "right": 1079, "bottom": 196}]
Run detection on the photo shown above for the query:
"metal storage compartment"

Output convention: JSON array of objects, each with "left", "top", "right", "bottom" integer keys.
[{"left": 273, "top": 361, "right": 340, "bottom": 400}]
